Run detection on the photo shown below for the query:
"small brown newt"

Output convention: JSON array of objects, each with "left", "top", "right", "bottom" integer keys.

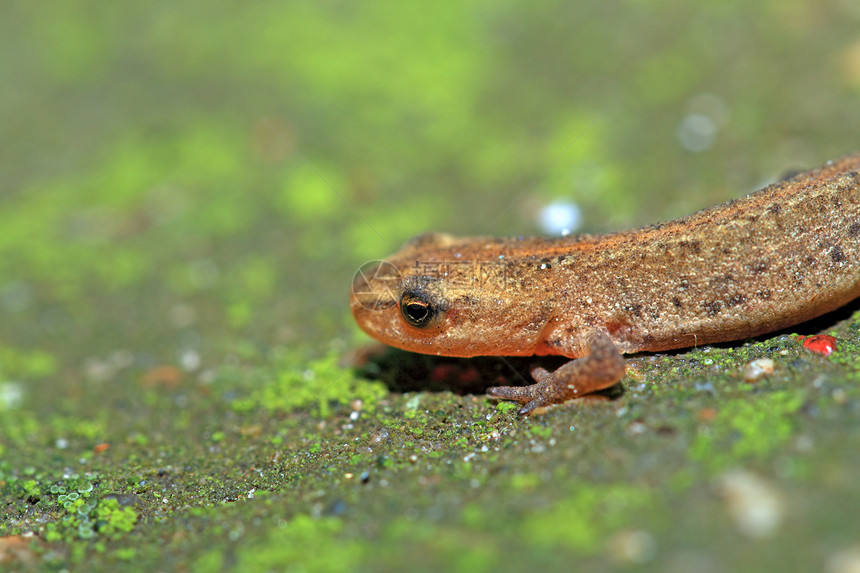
[{"left": 351, "top": 154, "right": 860, "bottom": 415}]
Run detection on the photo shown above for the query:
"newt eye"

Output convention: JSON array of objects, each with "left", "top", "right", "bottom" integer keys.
[{"left": 400, "top": 291, "right": 436, "bottom": 328}]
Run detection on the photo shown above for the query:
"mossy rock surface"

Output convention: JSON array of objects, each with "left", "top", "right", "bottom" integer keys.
[{"left": 1, "top": 2, "right": 859, "bottom": 571}]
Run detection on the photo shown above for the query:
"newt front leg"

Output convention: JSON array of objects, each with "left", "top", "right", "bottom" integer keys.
[{"left": 487, "top": 331, "right": 626, "bottom": 416}]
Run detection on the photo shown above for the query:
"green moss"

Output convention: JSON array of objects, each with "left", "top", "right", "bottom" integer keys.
[
  {"left": 21, "top": 479, "right": 41, "bottom": 497},
  {"left": 52, "top": 414, "right": 109, "bottom": 442},
  {"left": 114, "top": 547, "right": 137, "bottom": 561},
  {"left": 519, "top": 484, "right": 654, "bottom": 553},
  {"left": 195, "top": 515, "right": 364, "bottom": 573},
  {"left": 42, "top": 496, "right": 137, "bottom": 543},
  {"left": 0, "top": 410, "right": 40, "bottom": 446},
  {"left": 830, "top": 328, "right": 860, "bottom": 368},
  {"left": 94, "top": 498, "right": 139, "bottom": 538},
  {"left": 495, "top": 401, "right": 519, "bottom": 414},
  {"left": 508, "top": 472, "right": 541, "bottom": 492},
  {"left": 635, "top": 49, "right": 704, "bottom": 104},
  {"left": 0, "top": 345, "right": 58, "bottom": 380},
  {"left": 383, "top": 517, "right": 503, "bottom": 572},
  {"left": 0, "top": 121, "right": 261, "bottom": 307},
  {"left": 689, "top": 390, "right": 805, "bottom": 470},
  {"left": 527, "top": 424, "right": 553, "bottom": 440},
  {"left": 276, "top": 166, "right": 344, "bottom": 220},
  {"left": 226, "top": 300, "right": 254, "bottom": 329},
  {"left": 231, "top": 351, "right": 387, "bottom": 417}
]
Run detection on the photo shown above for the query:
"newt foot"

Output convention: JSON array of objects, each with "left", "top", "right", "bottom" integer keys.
[{"left": 487, "top": 331, "right": 626, "bottom": 416}]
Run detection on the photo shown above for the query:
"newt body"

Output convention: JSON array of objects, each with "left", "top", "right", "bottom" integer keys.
[{"left": 351, "top": 155, "right": 860, "bottom": 415}]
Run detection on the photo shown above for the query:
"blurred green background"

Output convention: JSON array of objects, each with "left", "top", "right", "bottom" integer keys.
[{"left": 1, "top": 1, "right": 859, "bottom": 571}]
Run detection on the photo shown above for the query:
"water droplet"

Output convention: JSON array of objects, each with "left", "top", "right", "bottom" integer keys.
[
  {"left": 677, "top": 114, "right": 717, "bottom": 153},
  {"left": 538, "top": 201, "right": 583, "bottom": 236}
]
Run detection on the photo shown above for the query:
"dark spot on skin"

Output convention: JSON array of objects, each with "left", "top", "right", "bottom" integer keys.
[
  {"left": 767, "top": 203, "right": 782, "bottom": 215},
  {"left": 848, "top": 222, "right": 860, "bottom": 237},
  {"left": 748, "top": 260, "right": 768, "bottom": 274},
  {"left": 727, "top": 294, "right": 746, "bottom": 307},
  {"left": 453, "top": 295, "right": 480, "bottom": 308},
  {"left": 671, "top": 296, "right": 683, "bottom": 308},
  {"left": 702, "top": 301, "right": 722, "bottom": 316},
  {"left": 838, "top": 171, "right": 859, "bottom": 193},
  {"left": 805, "top": 255, "right": 816, "bottom": 266},
  {"left": 678, "top": 240, "right": 702, "bottom": 254},
  {"left": 624, "top": 304, "right": 643, "bottom": 318},
  {"left": 831, "top": 245, "right": 847, "bottom": 263},
  {"left": 709, "top": 274, "right": 735, "bottom": 289},
  {"left": 756, "top": 289, "right": 772, "bottom": 300}
]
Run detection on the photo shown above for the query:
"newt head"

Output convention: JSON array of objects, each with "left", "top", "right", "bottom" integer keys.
[{"left": 350, "top": 233, "right": 557, "bottom": 358}]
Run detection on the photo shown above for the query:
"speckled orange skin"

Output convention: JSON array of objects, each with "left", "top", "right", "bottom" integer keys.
[{"left": 352, "top": 154, "right": 860, "bottom": 415}]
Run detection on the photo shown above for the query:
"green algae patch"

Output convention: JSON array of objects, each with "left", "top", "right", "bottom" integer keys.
[
  {"left": 40, "top": 491, "right": 137, "bottom": 543},
  {"left": 231, "top": 351, "right": 387, "bottom": 417},
  {"left": 0, "top": 409, "right": 41, "bottom": 447},
  {"left": 1, "top": 408, "right": 109, "bottom": 450},
  {"left": 0, "top": 122, "right": 258, "bottom": 306},
  {"left": 0, "top": 345, "right": 58, "bottom": 380},
  {"left": 193, "top": 515, "right": 364, "bottom": 573},
  {"left": 829, "top": 320, "right": 860, "bottom": 368},
  {"left": 382, "top": 517, "right": 503, "bottom": 572},
  {"left": 92, "top": 498, "right": 138, "bottom": 538},
  {"left": 518, "top": 484, "right": 655, "bottom": 553},
  {"left": 689, "top": 390, "right": 805, "bottom": 470},
  {"left": 495, "top": 401, "right": 519, "bottom": 414}
]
